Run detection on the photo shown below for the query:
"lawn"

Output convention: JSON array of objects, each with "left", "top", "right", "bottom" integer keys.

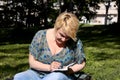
[{"left": 0, "top": 24, "right": 120, "bottom": 80}]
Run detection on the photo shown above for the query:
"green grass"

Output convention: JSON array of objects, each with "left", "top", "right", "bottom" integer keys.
[
  {"left": 84, "top": 46, "right": 120, "bottom": 80},
  {"left": 0, "top": 25, "right": 120, "bottom": 80},
  {"left": 0, "top": 44, "right": 29, "bottom": 80},
  {"left": 80, "top": 25, "right": 120, "bottom": 80}
]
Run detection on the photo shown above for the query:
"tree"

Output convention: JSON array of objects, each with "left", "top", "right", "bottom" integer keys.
[
  {"left": 116, "top": 0, "right": 120, "bottom": 23},
  {"left": 101, "top": 0, "right": 119, "bottom": 23}
]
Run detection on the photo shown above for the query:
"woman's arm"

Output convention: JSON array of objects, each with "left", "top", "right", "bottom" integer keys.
[
  {"left": 66, "top": 61, "right": 86, "bottom": 75},
  {"left": 70, "top": 61, "right": 86, "bottom": 72},
  {"left": 29, "top": 53, "right": 61, "bottom": 72},
  {"left": 29, "top": 53, "right": 51, "bottom": 71}
]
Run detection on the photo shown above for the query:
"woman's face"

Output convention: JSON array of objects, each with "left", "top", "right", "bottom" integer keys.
[{"left": 55, "top": 28, "right": 70, "bottom": 45}]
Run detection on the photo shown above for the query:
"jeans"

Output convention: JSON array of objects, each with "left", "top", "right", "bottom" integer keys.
[{"left": 13, "top": 70, "right": 74, "bottom": 80}]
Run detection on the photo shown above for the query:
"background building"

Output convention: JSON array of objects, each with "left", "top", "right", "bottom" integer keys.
[{"left": 90, "top": 1, "right": 118, "bottom": 25}]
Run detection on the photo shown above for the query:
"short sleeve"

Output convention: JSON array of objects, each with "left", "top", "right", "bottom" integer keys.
[
  {"left": 29, "top": 30, "right": 44, "bottom": 59},
  {"left": 74, "top": 39, "right": 86, "bottom": 64}
]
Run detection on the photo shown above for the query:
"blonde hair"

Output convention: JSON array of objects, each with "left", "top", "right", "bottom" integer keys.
[{"left": 54, "top": 12, "right": 79, "bottom": 41}]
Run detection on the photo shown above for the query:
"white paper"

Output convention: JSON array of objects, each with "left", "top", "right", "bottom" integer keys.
[{"left": 53, "top": 63, "right": 75, "bottom": 71}]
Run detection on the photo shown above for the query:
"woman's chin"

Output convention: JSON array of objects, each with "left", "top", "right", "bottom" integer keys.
[
  {"left": 56, "top": 40, "right": 63, "bottom": 45},
  {"left": 56, "top": 41, "right": 62, "bottom": 44}
]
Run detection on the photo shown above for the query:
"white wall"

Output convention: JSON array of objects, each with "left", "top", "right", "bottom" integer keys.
[{"left": 89, "top": 1, "right": 118, "bottom": 25}]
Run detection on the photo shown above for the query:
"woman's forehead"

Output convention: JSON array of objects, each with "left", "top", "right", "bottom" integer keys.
[{"left": 58, "top": 28, "right": 69, "bottom": 37}]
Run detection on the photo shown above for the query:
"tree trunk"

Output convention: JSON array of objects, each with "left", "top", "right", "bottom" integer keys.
[{"left": 117, "top": 0, "right": 120, "bottom": 23}]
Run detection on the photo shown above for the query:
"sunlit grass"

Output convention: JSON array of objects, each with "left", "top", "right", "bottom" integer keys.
[
  {"left": 0, "top": 44, "right": 29, "bottom": 80},
  {"left": 83, "top": 38, "right": 120, "bottom": 80}
]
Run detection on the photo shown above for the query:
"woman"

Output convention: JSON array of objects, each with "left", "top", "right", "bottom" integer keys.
[{"left": 14, "top": 12, "right": 86, "bottom": 80}]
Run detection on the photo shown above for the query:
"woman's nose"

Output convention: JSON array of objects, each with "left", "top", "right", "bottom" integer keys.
[{"left": 61, "top": 37, "right": 66, "bottom": 42}]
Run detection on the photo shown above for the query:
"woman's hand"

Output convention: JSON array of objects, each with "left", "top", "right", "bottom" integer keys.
[{"left": 50, "top": 61, "right": 61, "bottom": 71}]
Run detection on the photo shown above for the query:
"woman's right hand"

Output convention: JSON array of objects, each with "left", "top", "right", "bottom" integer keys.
[{"left": 50, "top": 61, "right": 61, "bottom": 71}]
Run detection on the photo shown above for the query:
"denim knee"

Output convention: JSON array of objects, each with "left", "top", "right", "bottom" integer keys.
[
  {"left": 13, "top": 73, "right": 24, "bottom": 80},
  {"left": 13, "top": 70, "right": 40, "bottom": 80},
  {"left": 43, "top": 72, "right": 69, "bottom": 80}
]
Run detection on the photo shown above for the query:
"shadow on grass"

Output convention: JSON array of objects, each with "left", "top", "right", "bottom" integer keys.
[
  {"left": 0, "top": 45, "right": 28, "bottom": 54},
  {"left": 0, "top": 63, "right": 29, "bottom": 79},
  {"left": 93, "top": 52, "right": 120, "bottom": 61},
  {"left": 0, "top": 23, "right": 120, "bottom": 44},
  {"left": 77, "top": 23, "right": 120, "bottom": 62},
  {"left": 78, "top": 24, "right": 120, "bottom": 45},
  {"left": 0, "top": 63, "right": 28, "bottom": 73}
]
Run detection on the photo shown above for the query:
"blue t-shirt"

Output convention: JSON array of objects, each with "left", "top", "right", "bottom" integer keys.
[{"left": 29, "top": 29, "right": 85, "bottom": 77}]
